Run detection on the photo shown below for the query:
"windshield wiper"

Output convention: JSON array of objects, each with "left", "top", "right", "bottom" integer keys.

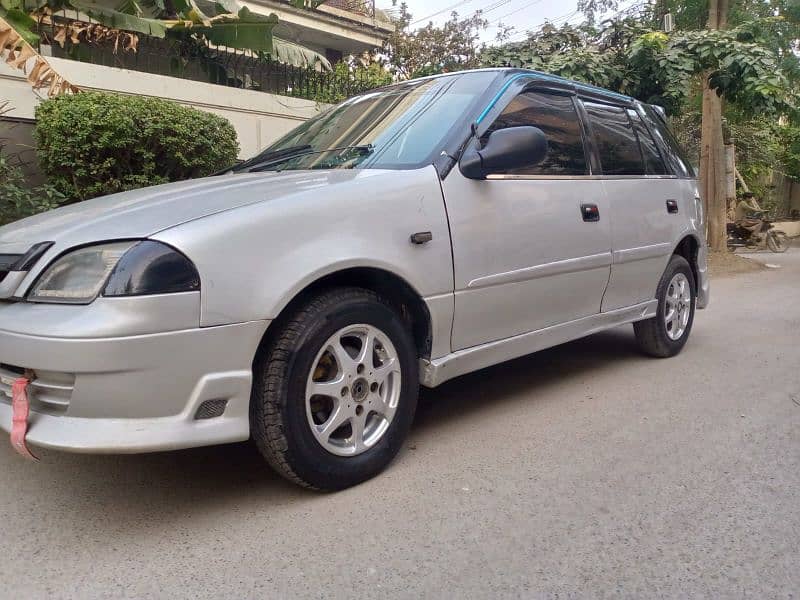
[
  {"left": 247, "top": 144, "right": 374, "bottom": 172},
  {"left": 229, "top": 144, "right": 314, "bottom": 173}
]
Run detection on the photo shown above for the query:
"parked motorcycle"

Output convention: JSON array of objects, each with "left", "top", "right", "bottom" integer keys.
[{"left": 727, "top": 212, "right": 790, "bottom": 253}]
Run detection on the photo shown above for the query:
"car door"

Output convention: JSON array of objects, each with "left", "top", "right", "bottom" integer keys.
[
  {"left": 579, "top": 100, "right": 686, "bottom": 311},
  {"left": 442, "top": 88, "right": 612, "bottom": 351}
]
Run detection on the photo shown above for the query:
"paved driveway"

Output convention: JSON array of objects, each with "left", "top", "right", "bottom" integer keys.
[{"left": 2, "top": 250, "right": 799, "bottom": 598}]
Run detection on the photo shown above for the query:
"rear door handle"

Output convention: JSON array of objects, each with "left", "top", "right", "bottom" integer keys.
[
  {"left": 581, "top": 203, "right": 600, "bottom": 222},
  {"left": 666, "top": 199, "right": 679, "bottom": 214}
]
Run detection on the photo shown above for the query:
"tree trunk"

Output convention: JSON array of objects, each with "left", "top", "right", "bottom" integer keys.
[
  {"left": 699, "top": 0, "right": 730, "bottom": 252},
  {"left": 735, "top": 168, "right": 750, "bottom": 194}
]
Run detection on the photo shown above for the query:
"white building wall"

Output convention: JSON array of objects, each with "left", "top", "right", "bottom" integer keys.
[{"left": 0, "top": 58, "right": 330, "bottom": 159}]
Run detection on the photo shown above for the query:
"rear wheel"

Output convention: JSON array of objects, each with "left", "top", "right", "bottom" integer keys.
[
  {"left": 251, "top": 287, "right": 418, "bottom": 490},
  {"left": 767, "top": 230, "right": 790, "bottom": 253},
  {"left": 634, "top": 255, "right": 696, "bottom": 358}
]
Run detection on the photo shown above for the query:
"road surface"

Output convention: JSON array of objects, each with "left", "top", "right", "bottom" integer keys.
[{"left": 1, "top": 249, "right": 799, "bottom": 598}]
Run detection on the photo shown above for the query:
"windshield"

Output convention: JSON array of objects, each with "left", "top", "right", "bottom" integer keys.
[{"left": 233, "top": 71, "right": 495, "bottom": 172}]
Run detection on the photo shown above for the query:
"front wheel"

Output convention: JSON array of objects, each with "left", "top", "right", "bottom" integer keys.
[
  {"left": 634, "top": 255, "right": 696, "bottom": 358},
  {"left": 251, "top": 287, "right": 418, "bottom": 490},
  {"left": 767, "top": 230, "right": 790, "bottom": 253}
]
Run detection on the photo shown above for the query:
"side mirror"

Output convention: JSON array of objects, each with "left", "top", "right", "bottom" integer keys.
[{"left": 459, "top": 126, "right": 548, "bottom": 180}]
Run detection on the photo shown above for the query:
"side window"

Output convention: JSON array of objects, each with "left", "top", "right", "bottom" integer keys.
[
  {"left": 627, "top": 109, "right": 668, "bottom": 175},
  {"left": 641, "top": 105, "right": 694, "bottom": 177},
  {"left": 483, "top": 91, "right": 588, "bottom": 175},
  {"left": 582, "top": 101, "right": 645, "bottom": 175}
]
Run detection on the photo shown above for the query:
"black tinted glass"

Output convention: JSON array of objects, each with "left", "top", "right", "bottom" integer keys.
[
  {"left": 583, "top": 102, "right": 645, "bottom": 175},
  {"left": 484, "top": 91, "right": 587, "bottom": 175},
  {"left": 627, "top": 109, "right": 667, "bottom": 175},
  {"left": 641, "top": 105, "right": 694, "bottom": 177}
]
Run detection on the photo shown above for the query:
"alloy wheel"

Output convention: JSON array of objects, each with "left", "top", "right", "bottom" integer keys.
[
  {"left": 664, "top": 273, "right": 692, "bottom": 341},
  {"left": 305, "top": 324, "right": 401, "bottom": 456}
]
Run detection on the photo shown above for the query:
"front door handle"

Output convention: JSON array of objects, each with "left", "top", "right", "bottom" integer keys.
[
  {"left": 581, "top": 203, "right": 600, "bottom": 222},
  {"left": 666, "top": 199, "right": 679, "bottom": 214}
]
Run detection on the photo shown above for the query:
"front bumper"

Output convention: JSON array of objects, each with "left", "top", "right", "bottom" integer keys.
[
  {"left": 696, "top": 244, "right": 710, "bottom": 309},
  {"left": 0, "top": 317, "right": 269, "bottom": 453}
]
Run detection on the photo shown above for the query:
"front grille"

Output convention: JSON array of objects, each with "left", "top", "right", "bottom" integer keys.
[
  {"left": 0, "top": 243, "right": 53, "bottom": 299},
  {"left": 0, "top": 365, "right": 74, "bottom": 414}
]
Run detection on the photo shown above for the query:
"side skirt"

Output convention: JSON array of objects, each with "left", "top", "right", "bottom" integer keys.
[{"left": 419, "top": 299, "right": 658, "bottom": 388}]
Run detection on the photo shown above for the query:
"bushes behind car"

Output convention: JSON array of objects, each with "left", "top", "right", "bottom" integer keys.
[{"left": 35, "top": 92, "right": 240, "bottom": 202}]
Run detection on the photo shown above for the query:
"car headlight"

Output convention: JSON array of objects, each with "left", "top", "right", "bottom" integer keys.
[{"left": 28, "top": 241, "right": 200, "bottom": 304}]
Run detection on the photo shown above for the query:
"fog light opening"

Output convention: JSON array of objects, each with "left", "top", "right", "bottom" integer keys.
[{"left": 194, "top": 399, "right": 228, "bottom": 420}]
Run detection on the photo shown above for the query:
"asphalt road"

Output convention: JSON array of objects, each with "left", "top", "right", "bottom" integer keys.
[{"left": 1, "top": 249, "right": 799, "bottom": 599}]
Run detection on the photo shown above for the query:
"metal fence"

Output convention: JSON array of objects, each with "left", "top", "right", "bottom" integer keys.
[{"left": 36, "top": 21, "right": 382, "bottom": 103}]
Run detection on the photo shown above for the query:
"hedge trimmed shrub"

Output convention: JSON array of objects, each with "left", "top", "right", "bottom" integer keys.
[{"left": 35, "top": 92, "right": 240, "bottom": 201}]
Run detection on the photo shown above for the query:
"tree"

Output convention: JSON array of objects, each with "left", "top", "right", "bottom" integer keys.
[
  {"left": 701, "top": 0, "right": 729, "bottom": 252},
  {"left": 382, "top": 2, "right": 487, "bottom": 80}
]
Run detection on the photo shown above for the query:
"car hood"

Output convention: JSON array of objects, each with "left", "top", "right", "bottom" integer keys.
[{"left": 0, "top": 170, "right": 370, "bottom": 254}]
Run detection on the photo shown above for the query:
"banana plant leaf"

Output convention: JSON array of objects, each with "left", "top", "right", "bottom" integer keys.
[
  {"left": 69, "top": 0, "right": 169, "bottom": 36},
  {"left": 14, "top": 0, "right": 332, "bottom": 68},
  {"left": 272, "top": 36, "right": 330, "bottom": 69},
  {"left": 0, "top": 3, "right": 39, "bottom": 44},
  {"left": 184, "top": 7, "right": 277, "bottom": 52}
]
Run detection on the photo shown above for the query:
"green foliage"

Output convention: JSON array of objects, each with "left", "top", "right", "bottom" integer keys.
[
  {"left": 481, "top": 21, "right": 632, "bottom": 92},
  {"left": 482, "top": 18, "right": 798, "bottom": 118},
  {"left": 307, "top": 61, "right": 392, "bottom": 104},
  {"left": 777, "top": 121, "right": 800, "bottom": 180},
  {"left": 34, "top": 91, "right": 239, "bottom": 201},
  {"left": 0, "top": 153, "right": 63, "bottom": 226},
  {"left": 383, "top": 2, "right": 487, "bottom": 80},
  {"left": 668, "top": 28, "right": 797, "bottom": 113},
  {"left": 0, "top": 2, "right": 40, "bottom": 45}
]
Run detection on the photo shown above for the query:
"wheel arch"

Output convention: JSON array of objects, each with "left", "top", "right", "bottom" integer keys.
[
  {"left": 257, "top": 266, "right": 433, "bottom": 363},
  {"left": 672, "top": 233, "right": 701, "bottom": 292}
]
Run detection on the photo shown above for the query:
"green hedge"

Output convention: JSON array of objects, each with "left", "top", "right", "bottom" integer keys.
[{"left": 35, "top": 92, "right": 240, "bottom": 202}]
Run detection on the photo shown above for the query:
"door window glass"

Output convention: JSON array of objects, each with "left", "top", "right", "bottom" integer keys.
[
  {"left": 483, "top": 91, "right": 588, "bottom": 175},
  {"left": 627, "top": 109, "right": 667, "bottom": 175},
  {"left": 583, "top": 102, "right": 645, "bottom": 175}
]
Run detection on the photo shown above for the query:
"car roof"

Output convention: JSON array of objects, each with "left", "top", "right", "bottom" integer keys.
[{"left": 413, "top": 67, "right": 637, "bottom": 106}]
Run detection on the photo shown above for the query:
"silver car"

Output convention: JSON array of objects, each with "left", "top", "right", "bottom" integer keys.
[{"left": 0, "top": 69, "right": 709, "bottom": 489}]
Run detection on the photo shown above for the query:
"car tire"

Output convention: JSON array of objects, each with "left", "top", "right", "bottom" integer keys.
[
  {"left": 251, "top": 287, "right": 419, "bottom": 490},
  {"left": 634, "top": 254, "right": 696, "bottom": 358}
]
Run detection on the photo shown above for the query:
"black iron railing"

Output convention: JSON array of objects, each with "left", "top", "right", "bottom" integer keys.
[{"left": 36, "top": 21, "right": 382, "bottom": 103}]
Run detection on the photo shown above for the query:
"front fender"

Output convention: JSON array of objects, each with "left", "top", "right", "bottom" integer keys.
[{"left": 153, "top": 166, "right": 454, "bottom": 327}]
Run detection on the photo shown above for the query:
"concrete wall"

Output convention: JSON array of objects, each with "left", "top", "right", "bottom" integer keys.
[
  {"left": 0, "top": 58, "right": 330, "bottom": 159},
  {"left": 0, "top": 118, "right": 45, "bottom": 186}
]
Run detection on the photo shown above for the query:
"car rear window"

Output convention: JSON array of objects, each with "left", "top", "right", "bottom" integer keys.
[
  {"left": 627, "top": 109, "right": 668, "bottom": 175},
  {"left": 641, "top": 105, "right": 695, "bottom": 178}
]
